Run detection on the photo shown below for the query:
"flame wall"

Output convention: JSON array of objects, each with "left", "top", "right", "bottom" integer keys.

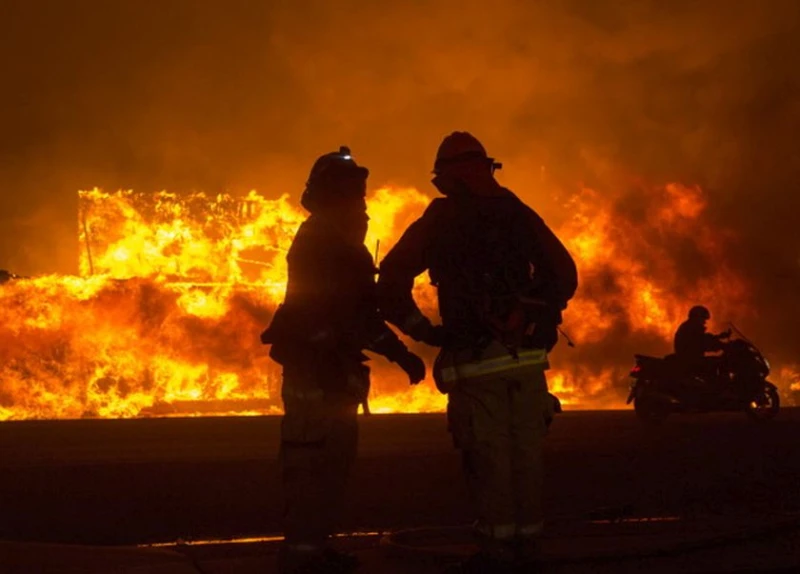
[{"left": 0, "top": 181, "right": 796, "bottom": 420}]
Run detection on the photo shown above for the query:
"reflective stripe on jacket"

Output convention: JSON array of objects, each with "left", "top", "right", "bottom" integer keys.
[{"left": 433, "top": 340, "right": 549, "bottom": 393}]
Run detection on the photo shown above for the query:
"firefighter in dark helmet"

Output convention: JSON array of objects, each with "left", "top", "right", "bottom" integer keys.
[
  {"left": 261, "top": 146, "right": 426, "bottom": 574},
  {"left": 377, "top": 132, "right": 577, "bottom": 573},
  {"left": 674, "top": 305, "right": 731, "bottom": 385}
]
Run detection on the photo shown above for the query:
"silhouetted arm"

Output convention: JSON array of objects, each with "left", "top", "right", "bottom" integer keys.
[
  {"left": 350, "top": 247, "right": 411, "bottom": 361},
  {"left": 377, "top": 202, "right": 440, "bottom": 343},
  {"left": 525, "top": 206, "right": 578, "bottom": 309}
]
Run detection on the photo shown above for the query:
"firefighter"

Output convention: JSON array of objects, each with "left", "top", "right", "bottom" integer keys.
[
  {"left": 377, "top": 132, "right": 577, "bottom": 573},
  {"left": 261, "top": 146, "right": 426, "bottom": 574}
]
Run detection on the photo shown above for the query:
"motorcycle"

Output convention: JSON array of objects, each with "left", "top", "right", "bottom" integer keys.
[{"left": 627, "top": 324, "right": 779, "bottom": 423}]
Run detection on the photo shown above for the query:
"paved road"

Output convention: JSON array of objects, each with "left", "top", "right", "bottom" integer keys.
[{"left": 0, "top": 409, "right": 798, "bottom": 546}]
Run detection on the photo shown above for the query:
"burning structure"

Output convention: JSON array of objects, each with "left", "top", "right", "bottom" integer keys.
[{"left": 0, "top": 181, "right": 796, "bottom": 421}]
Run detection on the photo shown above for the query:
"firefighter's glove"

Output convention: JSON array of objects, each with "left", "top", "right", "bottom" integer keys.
[
  {"left": 720, "top": 328, "right": 732, "bottom": 339},
  {"left": 394, "top": 350, "right": 426, "bottom": 386}
]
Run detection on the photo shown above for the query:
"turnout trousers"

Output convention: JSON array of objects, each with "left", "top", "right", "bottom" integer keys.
[
  {"left": 447, "top": 357, "right": 550, "bottom": 546},
  {"left": 279, "top": 361, "right": 360, "bottom": 549}
]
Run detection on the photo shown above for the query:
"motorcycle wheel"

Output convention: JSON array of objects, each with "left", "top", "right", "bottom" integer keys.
[
  {"left": 745, "top": 383, "right": 780, "bottom": 421},
  {"left": 634, "top": 392, "right": 669, "bottom": 424}
]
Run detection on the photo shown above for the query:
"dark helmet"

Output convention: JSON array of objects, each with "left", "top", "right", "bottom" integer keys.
[
  {"left": 688, "top": 305, "right": 711, "bottom": 321},
  {"left": 433, "top": 131, "right": 502, "bottom": 174},
  {"left": 301, "top": 146, "right": 369, "bottom": 213}
]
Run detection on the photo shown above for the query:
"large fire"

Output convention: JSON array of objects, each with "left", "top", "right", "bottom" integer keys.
[{"left": 0, "top": 183, "right": 796, "bottom": 420}]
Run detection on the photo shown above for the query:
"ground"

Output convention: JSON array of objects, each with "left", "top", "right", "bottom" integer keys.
[{"left": 0, "top": 409, "right": 798, "bottom": 572}]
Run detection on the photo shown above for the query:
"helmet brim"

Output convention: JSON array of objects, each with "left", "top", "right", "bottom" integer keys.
[{"left": 432, "top": 155, "right": 495, "bottom": 174}]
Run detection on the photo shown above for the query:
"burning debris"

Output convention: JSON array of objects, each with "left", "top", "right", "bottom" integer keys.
[
  {"left": 0, "top": 182, "right": 796, "bottom": 420},
  {"left": 0, "top": 187, "right": 440, "bottom": 420}
]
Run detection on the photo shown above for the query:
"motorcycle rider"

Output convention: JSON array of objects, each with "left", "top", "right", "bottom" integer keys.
[
  {"left": 260, "top": 146, "right": 426, "bottom": 574},
  {"left": 674, "top": 305, "right": 731, "bottom": 388},
  {"left": 377, "top": 132, "right": 577, "bottom": 573}
]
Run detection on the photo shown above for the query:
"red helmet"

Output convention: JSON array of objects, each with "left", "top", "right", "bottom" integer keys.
[{"left": 433, "top": 132, "right": 499, "bottom": 174}]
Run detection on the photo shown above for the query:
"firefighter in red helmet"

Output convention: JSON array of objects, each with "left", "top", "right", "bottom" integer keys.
[
  {"left": 261, "top": 146, "right": 426, "bottom": 574},
  {"left": 378, "top": 132, "right": 577, "bottom": 573}
]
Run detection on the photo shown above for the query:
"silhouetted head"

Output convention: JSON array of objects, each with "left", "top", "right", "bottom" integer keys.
[
  {"left": 431, "top": 131, "right": 502, "bottom": 196},
  {"left": 688, "top": 305, "right": 711, "bottom": 326},
  {"left": 300, "top": 146, "right": 369, "bottom": 214}
]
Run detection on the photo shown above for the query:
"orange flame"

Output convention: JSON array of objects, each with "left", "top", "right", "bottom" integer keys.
[
  {"left": 560, "top": 184, "right": 746, "bottom": 343},
  {"left": 0, "top": 181, "right": 796, "bottom": 420},
  {"left": 0, "top": 186, "right": 442, "bottom": 420}
]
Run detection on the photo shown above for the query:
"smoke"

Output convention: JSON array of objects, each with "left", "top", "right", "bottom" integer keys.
[{"left": 1, "top": 0, "right": 798, "bottom": 399}]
